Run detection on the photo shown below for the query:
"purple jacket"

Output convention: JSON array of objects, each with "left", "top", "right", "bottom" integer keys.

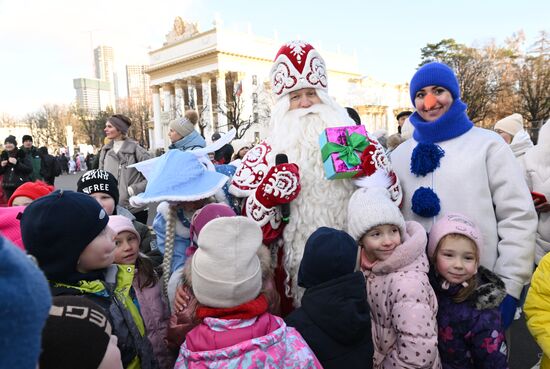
[
  {"left": 133, "top": 274, "right": 177, "bottom": 369},
  {"left": 174, "top": 312, "right": 322, "bottom": 368},
  {"left": 432, "top": 266, "right": 509, "bottom": 369}
]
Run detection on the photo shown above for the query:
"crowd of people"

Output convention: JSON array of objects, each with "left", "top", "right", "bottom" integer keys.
[{"left": 1, "top": 40, "right": 549, "bottom": 369}]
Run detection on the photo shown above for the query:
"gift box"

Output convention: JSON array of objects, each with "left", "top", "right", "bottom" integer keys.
[{"left": 319, "top": 125, "right": 370, "bottom": 179}]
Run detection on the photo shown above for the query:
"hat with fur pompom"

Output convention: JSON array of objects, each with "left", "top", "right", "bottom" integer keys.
[{"left": 347, "top": 187, "right": 406, "bottom": 241}]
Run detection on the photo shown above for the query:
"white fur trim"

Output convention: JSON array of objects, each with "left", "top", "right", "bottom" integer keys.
[
  {"left": 352, "top": 170, "right": 392, "bottom": 189},
  {"left": 156, "top": 202, "right": 190, "bottom": 238}
]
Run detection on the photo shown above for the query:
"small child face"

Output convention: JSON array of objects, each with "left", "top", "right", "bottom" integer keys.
[
  {"left": 435, "top": 236, "right": 478, "bottom": 285},
  {"left": 11, "top": 195, "right": 33, "bottom": 207},
  {"left": 91, "top": 192, "right": 116, "bottom": 216},
  {"left": 113, "top": 231, "right": 140, "bottom": 265},
  {"left": 77, "top": 225, "right": 116, "bottom": 273},
  {"left": 360, "top": 224, "right": 401, "bottom": 262}
]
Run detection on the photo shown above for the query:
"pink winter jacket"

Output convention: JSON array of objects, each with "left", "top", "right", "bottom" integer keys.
[
  {"left": 174, "top": 312, "right": 322, "bottom": 368},
  {"left": 166, "top": 245, "right": 280, "bottom": 351},
  {"left": 362, "top": 221, "right": 441, "bottom": 369},
  {"left": 133, "top": 274, "right": 177, "bottom": 369}
]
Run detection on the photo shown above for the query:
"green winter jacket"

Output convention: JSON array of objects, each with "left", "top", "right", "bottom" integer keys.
[
  {"left": 20, "top": 146, "right": 42, "bottom": 181},
  {"left": 51, "top": 264, "right": 158, "bottom": 369}
]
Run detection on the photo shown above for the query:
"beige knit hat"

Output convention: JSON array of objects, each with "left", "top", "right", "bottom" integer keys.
[
  {"left": 494, "top": 113, "right": 524, "bottom": 137},
  {"left": 191, "top": 216, "right": 262, "bottom": 308},
  {"left": 347, "top": 187, "right": 406, "bottom": 241},
  {"left": 169, "top": 117, "right": 195, "bottom": 138}
]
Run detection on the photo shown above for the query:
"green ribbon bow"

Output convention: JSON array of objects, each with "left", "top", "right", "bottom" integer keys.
[{"left": 321, "top": 130, "right": 369, "bottom": 167}]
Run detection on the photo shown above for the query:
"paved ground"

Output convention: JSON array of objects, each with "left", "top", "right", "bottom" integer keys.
[{"left": 55, "top": 172, "right": 542, "bottom": 368}]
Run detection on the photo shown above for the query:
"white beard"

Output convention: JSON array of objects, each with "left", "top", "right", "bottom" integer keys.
[{"left": 267, "top": 99, "right": 357, "bottom": 306}]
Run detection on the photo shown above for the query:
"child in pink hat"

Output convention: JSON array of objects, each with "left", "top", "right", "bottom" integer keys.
[
  {"left": 428, "top": 213, "right": 508, "bottom": 368},
  {"left": 108, "top": 215, "right": 175, "bottom": 369}
]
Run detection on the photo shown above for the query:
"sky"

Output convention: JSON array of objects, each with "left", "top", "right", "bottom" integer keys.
[{"left": 1, "top": 0, "right": 548, "bottom": 117}]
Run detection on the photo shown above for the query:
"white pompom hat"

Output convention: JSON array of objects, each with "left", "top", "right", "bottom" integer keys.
[{"left": 191, "top": 216, "right": 263, "bottom": 308}]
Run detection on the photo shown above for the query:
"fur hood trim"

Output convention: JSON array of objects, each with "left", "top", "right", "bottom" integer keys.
[
  {"left": 372, "top": 220, "right": 427, "bottom": 274},
  {"left": 472, "top": 266, "right": 507, "bottom": 310},
  {"left": 157, "top": 201, "right": 190, "bottom": 238}
]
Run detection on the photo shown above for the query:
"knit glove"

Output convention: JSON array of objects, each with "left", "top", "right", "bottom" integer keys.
[
  {"left": 244, "top": 163, "right": 300, "bottom": 245},
  {"left": 499, "top": 294, "right": 518, "bottom": 330},
  {"left": 255, "top": 163, "right": 301, "bottom": 208}
]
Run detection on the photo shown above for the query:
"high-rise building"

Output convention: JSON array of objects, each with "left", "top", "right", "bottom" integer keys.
[
  {"left": 73, "top": 78, "right": 111, "bottom": 116},
  {"left": 126, "top": 65, "right": 151, "bottom": 104},
  {"left": 94, "top": 45, "right": 117, "bottom": 110}
]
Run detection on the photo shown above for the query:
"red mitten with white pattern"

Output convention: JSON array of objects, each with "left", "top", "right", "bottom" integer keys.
[{"left": 255, "top": 163, "right": 301, "bottom": 208}]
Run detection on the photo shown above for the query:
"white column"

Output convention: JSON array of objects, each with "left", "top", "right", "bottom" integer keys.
[
  {"left": 163, "top": 83, "right": 173, "bottom": 114},
  {"left": 187, "top": 79, "right": 198, "bottom": 110},
  {"left": 216, "top": 71, "right": 227, "bottom": 130},
  {"left": 66, "top": 125, "right": 74, "bottom": 157},
  {"left": 241, "top": 72, "right": 253, "bottom": 120},
  {"left": 174, "top": 80, "right": 185, "bottom": 117},
  {"left": 201, "top": 74, "right": 213, "bottom": 137},
  {"left": 152, "top": 86, "right": 163, "bottom": 149}
]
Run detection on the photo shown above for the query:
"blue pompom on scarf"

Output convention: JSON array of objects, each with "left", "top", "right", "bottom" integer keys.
[
  {"left": 410, "top": 143, "right": 445, "bottom": 177},
  {"left": 411, "top": 187, "right": 441, "bottom": 217}
]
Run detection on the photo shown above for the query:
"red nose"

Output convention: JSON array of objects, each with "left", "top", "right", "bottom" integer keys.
[{"left": 424, "top": 94, "right": 437, "bottom": 110}]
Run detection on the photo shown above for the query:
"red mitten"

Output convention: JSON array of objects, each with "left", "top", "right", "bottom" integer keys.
[{"left": 255, "top": 163, "right": 301, "bottom": 208}]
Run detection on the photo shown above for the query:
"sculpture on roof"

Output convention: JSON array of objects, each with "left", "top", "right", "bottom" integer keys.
[{"left": 164, "top": 16, "right": 199, "bottom": 45}]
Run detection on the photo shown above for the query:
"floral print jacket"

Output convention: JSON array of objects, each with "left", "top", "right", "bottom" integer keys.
[{"left": 432, "top": 266, "right": 509, "bottom": 369}]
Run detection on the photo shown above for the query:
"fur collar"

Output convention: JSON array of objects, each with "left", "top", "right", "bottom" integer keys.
[
  {"left": 471, "top": 266, "right": 507, "bottom": 310},
  {"left": 157, "top": 201, "right": 190, "bottom": 238},
  {"left": 371, "top": 220, "right": 427, "bottom": 274}
]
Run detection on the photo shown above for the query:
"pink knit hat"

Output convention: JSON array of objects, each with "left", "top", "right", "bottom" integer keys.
[
  {"left": 0, "top": 206, "right": 26, "bottom": 250},
  {"left": 107, "top": 215, "right": 140, "bottom": 243},
  {"left": 187, "top": 203, "right": 236, "bottom": 256},
  {"left": 427, "top": 213, "right": 483, "bottom": 259}
]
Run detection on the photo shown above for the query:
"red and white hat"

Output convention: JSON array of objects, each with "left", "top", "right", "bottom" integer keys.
[{"left": 270, "top": 40, "right": 328, "bottom": 100}]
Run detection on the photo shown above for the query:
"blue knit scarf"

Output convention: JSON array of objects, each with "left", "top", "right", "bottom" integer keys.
[
  {"left": 409, "top": 99, "right": 474, "bottom": 218},
  {"left": 410, "top": 99, "right": 473, "bottom": 144}
]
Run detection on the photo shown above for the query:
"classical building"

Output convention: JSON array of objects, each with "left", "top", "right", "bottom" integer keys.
[
  {"left": 349, "top": 76, "right": 412, "bottom": 133},
  {"left": 146, "top": 17, "right": 411, "bottom": 149}
]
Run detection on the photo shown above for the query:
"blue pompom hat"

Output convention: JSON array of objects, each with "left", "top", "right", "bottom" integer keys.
[
  {"left": 130, "top": 150, "right": 229, "bottom": 206},
  {"left": 410, "top": 62, "right": 460, "bottom": 104}
]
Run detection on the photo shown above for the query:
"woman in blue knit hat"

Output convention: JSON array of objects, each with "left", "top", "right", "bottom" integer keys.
[{"left": 391, "top": 62, "right": 538, "bottom": 331}]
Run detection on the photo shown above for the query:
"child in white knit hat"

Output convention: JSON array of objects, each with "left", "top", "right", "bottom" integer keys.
[
  {"left": 347, "top": 187, "right": 440, "bottom": 368},
  {"left": 174, "top": 216, "right": 322, "bottom": 368}
]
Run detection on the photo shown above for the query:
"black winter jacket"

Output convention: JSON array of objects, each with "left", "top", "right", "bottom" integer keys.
[
  {"left": 0, "top": 149, "right": 32, "bottom": 190},
  {"left": 285, "top": 272, "right": 374, "bottom": 369}
]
